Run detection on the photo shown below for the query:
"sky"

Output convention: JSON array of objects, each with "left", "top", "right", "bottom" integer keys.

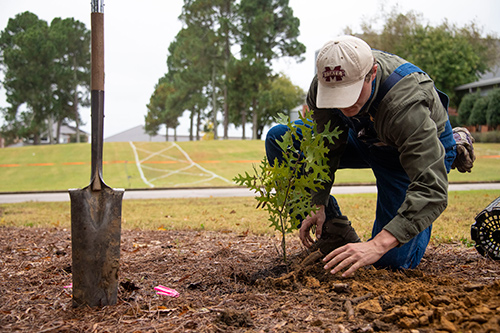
[{"left": 1, "top": 0, "right": 500, "bottom": 139}]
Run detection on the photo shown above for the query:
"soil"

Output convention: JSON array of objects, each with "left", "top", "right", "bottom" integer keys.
[{"left": 1, "top": 227, "right": 500, "bottom": 333}]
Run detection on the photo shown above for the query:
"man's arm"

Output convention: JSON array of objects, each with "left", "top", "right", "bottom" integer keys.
[{"left": 375, "top": 76, "right": 449, "bottom": 245}]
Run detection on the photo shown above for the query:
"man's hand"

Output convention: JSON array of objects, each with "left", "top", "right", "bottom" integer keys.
[
  {"left": 299, "top": 205, "right": 326, "bottom": 248},
  {"left": 323, "top": 229, "right": 399, "bottom": 277}
]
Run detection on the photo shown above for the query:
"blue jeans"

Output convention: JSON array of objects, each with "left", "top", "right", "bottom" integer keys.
[{"left": 265, "top": 119, "right": 457, "bottom": 270}]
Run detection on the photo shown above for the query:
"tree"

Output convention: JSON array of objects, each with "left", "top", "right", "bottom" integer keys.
[
  {"left": 227, "top": 58, "right": 263, "bottom": 139},
  {"left": 233, "top": 110, "right": 341, "bottom": 262},
  {"left": 179, "top": 0, "right": 236, "bottom": 140},
  {"left": 237, "top": 0, "right": 305, "bottom": 139},
  {"left": 396, "top": 23, "right": 492, "bottom": 106},
  {"left": 0, "top": 12, "right": 54, "bottom": 144},
  {"left": 0, "top": 12, "right": 90, "bottom": 145},
  {"left": 154, "top": 0, "right": 306, "bottom": 141},
  {"left": 351, "top": 9, "right": 498, "bottom": 108},
  {"left": 49, "top": 17, "right": 91, "bottom": 143},
  {"left": 256, "top": 73, "right": 305, "bottom": 138},
  {"left": 355, "top": 9, "right": 423, "bottom": 54},
  {"left": 457, "top": 91, "right": 480, "bottom": 126},
  {"left": 165, "top": 24, "right": 212, "bottom": 140},
  {"left": 486, "top": 88, "right": 500, "bottom": 129},
  {"left": 145, "top": 76, "right": 184, "bottom": 141},
  {"left": 469, "top": 95, "right": 488, "bottom": 129},
  {"left": 144, "top": 81, "right": 168, "bottom": 138}
]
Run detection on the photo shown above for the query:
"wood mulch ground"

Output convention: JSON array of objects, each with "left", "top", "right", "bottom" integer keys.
[{"left": 1, "top": 226, "right": 500, "bottom": 332}]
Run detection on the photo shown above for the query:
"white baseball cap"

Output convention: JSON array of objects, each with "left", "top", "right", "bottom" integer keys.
[{"left": 316, "top": 36, "right": 374, "bottom": 109}]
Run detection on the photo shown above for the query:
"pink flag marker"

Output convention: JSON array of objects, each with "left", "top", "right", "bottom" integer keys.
[
  {"left": 64, "top": 283, "right": 73, "bottom": 289},
  {"left": 154, "top": 285, "right": 179, "bottom": 298}
]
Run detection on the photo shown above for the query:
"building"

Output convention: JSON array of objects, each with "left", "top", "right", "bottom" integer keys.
[
  {"left": 455, "top": 63, "right": 500, "bottom": 133},
  {"left": 104, "top": 125, "right": 245, "bottom": 142},
  {"left": 104, "top": 125, "right": 190, "bottom": 142},
  {"left": 5, "top": 123, "right": 89, "bottom": 147},
  {"left": 455, "top": 64, "right": 500, "bottom": 96}
]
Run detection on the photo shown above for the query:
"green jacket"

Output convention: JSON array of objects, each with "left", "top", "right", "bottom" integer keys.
[{"left": 307, "top": 50, "right": 450, "bottom": 245}]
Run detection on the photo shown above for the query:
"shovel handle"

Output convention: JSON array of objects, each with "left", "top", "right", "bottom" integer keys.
[
  {"left": 90, "top": 1, "right": 105, "bottom": 190},
  {"left": 91, "top": 12, "right": 104, "bottom": 91}
]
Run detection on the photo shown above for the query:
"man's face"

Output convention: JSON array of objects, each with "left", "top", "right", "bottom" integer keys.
[{"left": 339, "top": 65, "right": 377, "bottom": 117}]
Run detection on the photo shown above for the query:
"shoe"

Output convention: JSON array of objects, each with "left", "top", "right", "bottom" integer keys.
[{"left": 310, "top": 216, "right": 361, "bottom": 255}]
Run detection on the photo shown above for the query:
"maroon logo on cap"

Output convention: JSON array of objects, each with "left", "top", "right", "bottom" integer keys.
[{"left": 322, "top": 66, "right": 345, "bottom": 82}]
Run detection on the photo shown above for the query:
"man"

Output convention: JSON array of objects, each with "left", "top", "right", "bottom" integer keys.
[{"left": 265, "top": 35, "right": 474, "bottom": 277}]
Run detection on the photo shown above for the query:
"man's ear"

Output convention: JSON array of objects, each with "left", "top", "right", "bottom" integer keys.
[{"left": 371, "top": 64, "right": 378, "bottom": 80}]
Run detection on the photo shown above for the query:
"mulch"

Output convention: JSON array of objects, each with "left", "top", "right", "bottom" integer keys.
[{"left": 1, "top": 226, "right": 500, "bottom": 332}]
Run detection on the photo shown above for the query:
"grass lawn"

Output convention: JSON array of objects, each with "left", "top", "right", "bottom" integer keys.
[
  {"left": 1, "top": 190, "right": 499, "bottom": 246},
  {"left": 0, "top": 141, "right": 499, "bottom": 192}
]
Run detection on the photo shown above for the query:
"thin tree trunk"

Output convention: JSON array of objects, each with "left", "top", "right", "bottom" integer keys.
[
  {"left": 189, "top": 110, "right": 194, "bottom": 141},
  {"left": 212, "top": 65, "right": 218, "bottom": 140},
  {"left": 196, "top": 110, "right": 201, "bottom": 141},
  {"left": 241, "top": 109, "right": 247, "bottom": 140},
  {"left": 34, "top": 133, "right": 40, "bottom": 145},
  {"left": 223, "top": 80, "right": 228, "bottom": 140},
  {"left": 56, "top": 120, "right": 62, "bottom": 144},
  {"left": 252, "top": 98, "right": 258, "bottom": 140},
  {"left": 223, "top": 2, "right": 230, "bottom": 140}
]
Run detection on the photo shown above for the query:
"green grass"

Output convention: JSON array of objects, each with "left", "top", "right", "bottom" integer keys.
[
  {"left": 0, "top": 141, "right": 499, "bottom": 192},
  {"left": 449, "top": 143, "right": 500, "bottom": 183},
  {"left": 0, "top": 140, "right": 266, "bottom": 191},
  {"left": 1, "top": 190, "right": 499, "bottom": 245}
]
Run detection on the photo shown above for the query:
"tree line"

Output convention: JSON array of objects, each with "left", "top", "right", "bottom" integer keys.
[
  {"left": 147, "top": 4, "right": 499, "bottom": 141},
  {"left": 145, "top": 0, "right": 306, "bottom": 141},
  {"left": 347, "top": 9, "right": 500, "bottom": 136},
  {"left": 0, "top": 12, "right": 90, "bottom": 145},
  {"left": 1, "top": 4, "right": 499, "bottom": 144},
  {"left": 350, "top": 9, "right": 499, "bottom": 109},
  {"left": 457, "top": 88, "right": 500, "bottom": 132}
]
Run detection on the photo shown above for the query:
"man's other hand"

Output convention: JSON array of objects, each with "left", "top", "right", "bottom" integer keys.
[
  {"left": 451, "top": 127, "right": 475, "bottom": 173},
  {"left": 323, "top": 229, "right": 399, "bottom": 277},
  {"left": 299, "top": 205, "right": 326, "bottom": 248}
]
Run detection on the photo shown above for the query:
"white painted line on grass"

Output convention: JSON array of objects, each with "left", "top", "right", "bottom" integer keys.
[
  {"left": 129, "top": 141, "right": 155, "bottom": 188},
  {"left": 171, "top": 142, "right": 232, "bottom": 185}
]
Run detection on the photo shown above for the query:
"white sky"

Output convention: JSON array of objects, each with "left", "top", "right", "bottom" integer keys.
[{"left": 1, "top": 0, "right": 499, "bottom": 139}]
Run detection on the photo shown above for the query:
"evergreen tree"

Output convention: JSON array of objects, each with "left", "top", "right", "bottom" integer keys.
[
  {"left": 486, "top": 88, "right": 500, "bottom": 129},
  {"left": 0, "top": 12, "right": 90, "bottom": 144},
  {"left": 238, "top": 0, "right": 305, "bottom": 139},
  {"left": 0, "top": 12, "right": 54, "bottom": 144}
]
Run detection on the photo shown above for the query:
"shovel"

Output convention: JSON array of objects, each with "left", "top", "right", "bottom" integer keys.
[{"left": 69, "top": 0, "right": 124, "bottom": 307}]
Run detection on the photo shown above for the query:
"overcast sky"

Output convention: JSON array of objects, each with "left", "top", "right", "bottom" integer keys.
[{"left": 1, "top": 0, "right": 499, "bottom": 139}]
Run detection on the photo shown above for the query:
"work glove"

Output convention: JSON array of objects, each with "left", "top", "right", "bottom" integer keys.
[{"left": 451, "top": 127, "right": 475, "bottom": 173}]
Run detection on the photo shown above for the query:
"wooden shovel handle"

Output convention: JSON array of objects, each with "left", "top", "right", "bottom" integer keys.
[
  {"left": 91, "top": 12, "right": 104, "bottom": 91},
  {"left": 90, "top": 10, "right": 105, "bottom": 190}
]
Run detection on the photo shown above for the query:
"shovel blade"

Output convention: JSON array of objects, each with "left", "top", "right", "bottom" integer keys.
[{"left": 69, "top": 182, "right": 124, "bottom": 307}]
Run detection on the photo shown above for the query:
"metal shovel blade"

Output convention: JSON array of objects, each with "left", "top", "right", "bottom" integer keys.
[{"left": 69, "top": 181, "right": 123, "bottom": 307}]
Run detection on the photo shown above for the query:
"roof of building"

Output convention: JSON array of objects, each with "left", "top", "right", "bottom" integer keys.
[
  {"left": 105, "top": 125, "right": 176, "bottom": 142},
  {"left": 105, "top": 125, "right": 246, "bottom": 142},
  {"left": 455, "top": 76, "right": 500, "bottom": 91}
]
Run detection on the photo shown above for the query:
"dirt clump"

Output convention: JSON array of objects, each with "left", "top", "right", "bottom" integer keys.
[{"left": 1, "top": 226, "right": 500, "bottom": 332}]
